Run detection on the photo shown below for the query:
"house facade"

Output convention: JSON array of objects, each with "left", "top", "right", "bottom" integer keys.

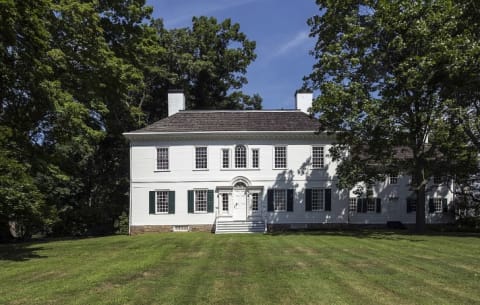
[{"left": 124, "top": 91, "right": 454, "bottom": 234}]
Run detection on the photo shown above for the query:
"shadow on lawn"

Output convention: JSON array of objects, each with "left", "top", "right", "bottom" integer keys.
[
  {"left": 0, "top": 243, "right": 46, "bottom": 261},
  {"left": 268, "top": 229, "right": 480, "bottom": 242}
]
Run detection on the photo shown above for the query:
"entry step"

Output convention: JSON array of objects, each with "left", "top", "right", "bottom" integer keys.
[{"left": 215, "top": 220, "right": 266, "bottom": 234}]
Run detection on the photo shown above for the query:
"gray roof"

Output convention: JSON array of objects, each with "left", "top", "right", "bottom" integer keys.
[{"left": 130, "top": 110, "right": 321, "bottom": 133}]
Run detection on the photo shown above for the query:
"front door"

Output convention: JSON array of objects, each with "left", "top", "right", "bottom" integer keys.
[{"left": 232, "top": 189, "right": 247, "bottom": 221}]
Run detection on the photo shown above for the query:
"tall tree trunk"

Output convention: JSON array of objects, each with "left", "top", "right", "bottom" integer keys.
[{"left": 414, "top": 165, "right": 427, "bottom": 234}]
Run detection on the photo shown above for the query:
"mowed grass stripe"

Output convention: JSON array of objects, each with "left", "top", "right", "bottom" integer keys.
[{"left": 0, "top": 232, "right": 479, "bottom": 305}]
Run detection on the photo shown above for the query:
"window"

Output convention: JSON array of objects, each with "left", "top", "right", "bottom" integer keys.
[
  {"left": 433, "top": 198, "right": 443, "bottom": 213},
  {"left": 349, "top": 198, "right": 357, "bottom": 212},
  {"left": 221, "top": 193, "right": 229, "bottom": 212},
  {"left": 367, "top": 198, "right": 376, "bottom": 212},
  {"left": 195, "top": 147, "right": 207, "bottom": 169},
  {"left": 389, "top": 174, "right": 398, "bottom": 185},
  {"left": 195, "top": 190, "right": 207, "bottom": 212},
  {"left": 222, "top": 149, "right": 229, "bottom": 169},
  {"left": 235, "top": 145, "right": 247, "bottom": 168},
  {"left": 366, "top": 185, "right": 374, "bottom": 197},
  {"left": 252, "top": 193, "right": 259, "bottom": 211},
  {"left": 311, "top": 188, "right": 325, "bottom": 211},
  {"left": 274, "top": 146, "right": 287, "bottom": 169},
  {"left": 156, "top": 147, "right": 169, "bottom": 170},
  {"left": 156, "top": 191, "right": 169, "bottom": 213},
  {"left": 273, "top": 189, "right": 286, "bottom": 211},
  {"left": 312, "top": 146, "right": 324, "bottom": 169},
  {"left": 433, "top": 176, "right": 443, "bottom": 185},
  {"left": 252, "top": 149, "right": 259, "bottom": 168}
]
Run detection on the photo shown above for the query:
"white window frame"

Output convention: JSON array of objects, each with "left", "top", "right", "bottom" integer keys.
[
  {"left": 312, "top": 146, "right": 325, "bottom": 169},
  {"left": 221, "top": 193, "right": 229, "bottom": 213},
  {"left": 311, "top": 188, "right": 325, "bottom": 211},
  {"left": 433, "top": 198, "right": 443, "bottom": 213},
  {"left": 155, "top": 190, "right": 169, "bottom": 214},
  {"left": 273, "top": 189, "right": 287, "bottom": 211},
  {"left": 389, "top": 174, "right": 398, "bottom": 185},
  {"left": 194, "top": 189, "right": 208, "bottom": 213},
  {"left": 251, "top": 193, "right": 259, "bottom": 211},
  {"left": 194, "top": 146, "right": 208, "bottom": 170},
  {"left": 235, "top": 145, "right": 247, "bottom": 168},
  {"left": 221, "top": 148, "right": 230, "bottom": 169},
  {"left": 252, "top": 148, "right": 259, "bottom": 169},
  {"left": 349, "top": 198, "right": 357, "bottom": 212},
  {"left": 273, "top": 145, "right": 287, "bottom": 169},
  {"left": 155, "top": 147, "right": 169, "bottom": 171}
]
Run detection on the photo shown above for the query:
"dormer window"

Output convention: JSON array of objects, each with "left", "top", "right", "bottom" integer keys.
[{"left": 235, "top": 145, "right": 247, "bottom": 168}]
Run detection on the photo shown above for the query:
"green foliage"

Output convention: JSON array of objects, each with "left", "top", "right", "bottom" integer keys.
[
  {"left": 0, "top": 0, "right": 260, "bottom": 238},
  {"left": 305, "top": 0, "right": 479, "bottom": 232}
]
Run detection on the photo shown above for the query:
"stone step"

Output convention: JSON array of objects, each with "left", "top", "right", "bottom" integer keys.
[{"left": 215, "top": 220, "right": 266, "bottom": 234}]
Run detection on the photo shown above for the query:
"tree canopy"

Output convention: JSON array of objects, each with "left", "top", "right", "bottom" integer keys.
[
  {"left": 305, "top": 0, "right": 479, "bottom": 232},
  {"left": 0, "top": 0, "right": 261, "bottom": 239}
]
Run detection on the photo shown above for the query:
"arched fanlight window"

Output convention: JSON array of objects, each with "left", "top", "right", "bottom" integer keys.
[{"left": 235, "top": 145, "right": 247, "bottom": 168}]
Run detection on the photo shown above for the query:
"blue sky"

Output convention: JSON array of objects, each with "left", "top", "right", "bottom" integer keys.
[{"left": 148, "top": 0, "right": 319, "bottom": 110}]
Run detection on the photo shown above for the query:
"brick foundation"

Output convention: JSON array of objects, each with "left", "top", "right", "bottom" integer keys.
[{"left": 130, "top": 224, "right": 214, "bottom": 235}]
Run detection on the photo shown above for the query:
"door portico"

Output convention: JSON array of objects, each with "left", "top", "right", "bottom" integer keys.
[{"left": 216, "top": 176, "right": 263, "bottom": 221}]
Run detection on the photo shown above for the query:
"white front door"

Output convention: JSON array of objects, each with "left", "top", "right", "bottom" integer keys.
[{"left": 232, "top": 189, "right": 247, "bottom": 221}]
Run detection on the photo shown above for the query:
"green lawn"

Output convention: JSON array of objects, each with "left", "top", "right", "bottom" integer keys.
[{"left": 0, "top": 231, "right": 479, "bottom": 305}]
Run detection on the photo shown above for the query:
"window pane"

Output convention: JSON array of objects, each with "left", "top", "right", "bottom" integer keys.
[
  {"left": 367, "top": 198, "right": 376, "bottom": 212},
  {"left": 252, "top": 149, "right": 259, "bottom": 168},
  {"left": 312, "top": 146, "right": 324, "bottom": 168},
  {"left": 195, "top": 190, "right": 207, "bottom": 212},
  {"left": 235, "top": 145, "right": 246, "bottom": 168},
  {"left": 389, "top": 174, "right": 398, "bottom": 184},
  {"left": 274, "top": 189, "right": 286, "bottom": 211},
  {"left": 156, "top": 191, "right": 169, "bottom": 213},
  {"left": 222, "top": 149, "right": 229, "bottom": 168},
  {"left": 222, "top": 193, "right": 229, "bottom": 212},
  {"left": 195, "top": 147, "right": 207, "bottom": 169},
  {"left": 349, "top": 198, "right": 357, "bottom": 212},
  {"left": 434, "top": 198, "right": 443, "bottom": 212},
  {"left": 157, "top": 148, "right": 169, "bottom": 170},
  {"left": 252, "top": 193, "right": 259, "bottom": 211},
  {"left": 274, "top": 146, "right": 286, "bottom": 168},
  {"left": 312, "top": 189, "right": 324, "bottom": 211}
]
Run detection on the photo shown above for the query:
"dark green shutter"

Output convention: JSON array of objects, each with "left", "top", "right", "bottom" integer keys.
[
  {"left": 287, "top": 189, "right": 294, "bottom": 212},
  {"left": 325, "top": 189, "right": 332, "bottom": 211},
  {"left": 188, "top": 190, "right": 194, "bottom": 213},
  {"left": 149, "top": 191, "right": 156, "bottom": 214},
  {"left": 442, "top": 198, "right": 448, "bottom": 213},
  {"left": 207, "top": 190, "right": 214, "bottom": 213},
  {"left": 406, "top": 199, "right": 412, "bottom": 213},
  {"left": 168, "top": 191, "right": 175, "bottom": 214},
  {"left": 356, "top": 198, "right": 362, "bottom": 213},
  {"left": 375, "top": 198, "right": 381, "bottom": 213},
  {"left": 428, "top": 198, "right": 435, "bottom": 213},
  {"left": 267, "top": 189, "right": 273, "bottom": 211},
  {"left": 305, "top": 189, "right": 312, "bottom": 211},
  {"left": 362, "top": 198, "right": 368, "bottom": 213}
]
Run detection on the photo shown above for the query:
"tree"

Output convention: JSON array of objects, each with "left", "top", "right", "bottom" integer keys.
[
  {"left": 305, "top": 0, "right": 478, "bottom": 232},
  {"left": 142, "top": 16, "right": 261, "bottom": 123}
]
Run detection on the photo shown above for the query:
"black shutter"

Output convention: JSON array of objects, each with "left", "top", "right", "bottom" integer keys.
[
  {"left": 428, "top": 198, "right": 435, "bottom": 213},
  {"left": 168, "top": 191, "right": 175, "bottom": 214},
  {"left": 362, "top": 198, "right": 368, "bottom": 213},
  {"left": 406, "top": 199, "right": 412, "bottom": 213},
  {"left": 375, "top": 198, "right": 381, "bottom": 213},
  {"left": 267, "top": 189, "right": 274, "bottom": 211},
  {"left": 149, "top": 191, "right": 156, "bottom": 214},
  {"left": 287, "top": 189, "right": 294, "bottom": 212},
  {"left": 305, "top": 189, "right": 312, "bottom": 211},
  {"left": 325, "top": 189, "right": 332, "bottom": 211},
  {"left": 207, "top": 190, "right": 214, "bottom": 213},
  {"left": 188, "top": 190, "right": 194, "bottom": 213},
  {"left": 356, "top": 198, "right": 362, "bottom": 213},
  {"left": 442, "top": 198, "right": 448, "bottom": 213}
]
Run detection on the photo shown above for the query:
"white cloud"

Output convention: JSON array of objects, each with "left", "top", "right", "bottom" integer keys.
[
  {"left": 271, "top": 30, "right": 310, "bottom": 58},
  {"left": 161, "top": 0, "right": 259, "bottom": 27}
]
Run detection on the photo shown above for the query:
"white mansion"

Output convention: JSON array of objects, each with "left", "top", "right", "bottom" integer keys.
[{"left": 123, "top": 91, "right": 453, "bottom": 234}]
